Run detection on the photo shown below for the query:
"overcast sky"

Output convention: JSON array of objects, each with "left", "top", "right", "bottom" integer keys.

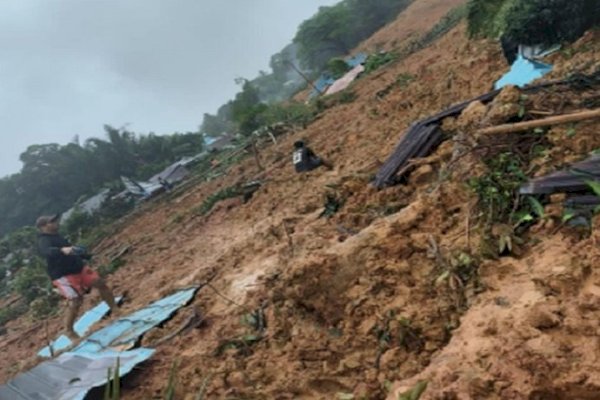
[{"left": 0, "top": 0, "right": 339, "bottom": 178}]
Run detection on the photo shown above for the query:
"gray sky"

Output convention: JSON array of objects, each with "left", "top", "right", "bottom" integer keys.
[{"left": 0, "top": 0, "right": 338, "bottom": 178}]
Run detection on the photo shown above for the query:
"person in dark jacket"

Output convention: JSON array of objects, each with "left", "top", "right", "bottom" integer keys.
[
  {"left": 292, "top": 140, "right": 332, "bottom": 173},
  {"left": 37, "top": 214, "right": 118, "bottom": 340}
]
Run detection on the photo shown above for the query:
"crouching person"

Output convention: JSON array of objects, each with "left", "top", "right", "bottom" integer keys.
[
  {"left": 292, "top": 140, "right": 333, "bottom": 173},
  {"left": 36, "top": 214, "right": 118, "bottom": 340}
]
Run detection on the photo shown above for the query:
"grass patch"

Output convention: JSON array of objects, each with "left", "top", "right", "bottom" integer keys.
[
  {"left": 194, "top": 182, "right": 261, "bottom": 216},
  {"left": 98, "top": 258, "right": 126, "bottom": 277},
  {"left": 364, "top": 52, "right": 399, "bottom": 74}
]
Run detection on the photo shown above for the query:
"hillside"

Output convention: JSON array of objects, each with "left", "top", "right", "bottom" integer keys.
[{"left": 1, "top": 1, "right": 600, "bottom": 399}]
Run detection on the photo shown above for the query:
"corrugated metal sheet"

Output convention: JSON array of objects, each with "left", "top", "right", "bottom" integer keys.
[
  {"left": 2, "top": 287, "right": 199, "bottom": 399},
  {"left": 0, "top": 349, "right": 154, "bottom": 400},
  {"left": 38, "top": 297, "right": 123, "bottom": 358},
  {"left": 73, "top": 287, "right": 198, "bottom": 353}
]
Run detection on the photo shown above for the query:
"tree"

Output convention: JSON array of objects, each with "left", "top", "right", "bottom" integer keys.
[
  {"left": 468, "top": 0, "right": 600, "bottom": 45},
  {"left": 0, "top": 127, "right": 205, "bottom": 236},
  {"left": 231, "top": 80, "right": 268, "bottom": 136},
  {"left": 293, "top": 0, "right": 411, "bottom": 70},
  {"left": 502, "top": 0, "right": 600, "bottom": 46}
]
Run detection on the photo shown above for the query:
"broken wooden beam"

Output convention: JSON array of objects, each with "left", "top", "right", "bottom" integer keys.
[{"left": 478, "top": 109, "right": 600, "bottom": 136}]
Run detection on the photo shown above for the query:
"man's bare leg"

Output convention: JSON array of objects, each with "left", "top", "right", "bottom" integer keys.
[
  {"left": 65, "top": 297, "right": 82, "bottom": 340},
  {"left": 92, "top": 279, "right": 119, "bottom": 315}
]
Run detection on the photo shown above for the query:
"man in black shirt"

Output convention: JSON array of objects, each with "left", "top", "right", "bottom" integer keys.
[
  {"left": 37, "top": 214, "right": 118, "bottom": 340},
  {"left": 292, "top": 140, "right": 332, "bottom": 173}
]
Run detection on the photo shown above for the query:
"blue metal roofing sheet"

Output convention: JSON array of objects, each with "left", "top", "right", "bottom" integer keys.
[
  {"left": 3, "top": 287, "right": 198, "bottom": 399},
  {"left": 38, "top": 297, "right": 123, "bottom": 358},
  {"left": 0, "top": 348, "right": 154, "bottom": 400},
  {"left": 72, "top": 287, "right": 198, "bottom": 354}
]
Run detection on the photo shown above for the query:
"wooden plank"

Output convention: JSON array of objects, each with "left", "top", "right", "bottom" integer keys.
[{"left": 478, "top": 109, "right": 600, "bottom": 136}]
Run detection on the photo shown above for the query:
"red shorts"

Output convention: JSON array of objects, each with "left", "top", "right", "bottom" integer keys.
[{"left": 52, "top": 266, "right": 100, "bottom": 300}]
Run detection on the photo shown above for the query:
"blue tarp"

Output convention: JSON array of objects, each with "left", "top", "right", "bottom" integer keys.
[
  {"left": 495, "top": 54, "right": 553, "bottom": 89},
  {"left": 0, "top": 349, "right": 154, "bottom": 400},
  {"left": 38, "top": 297, "right": 123, "bottom": 358}
]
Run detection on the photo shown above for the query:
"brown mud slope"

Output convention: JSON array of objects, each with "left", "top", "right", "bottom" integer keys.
[
  {"left": 357, "top": 0, "right": 467, "bottom": 53},
  {"left": 1, "top": 3, "right": 599, "bottom": 400},
  {"left": 388, "top": 31, "right": 600, "bottom": 400}
]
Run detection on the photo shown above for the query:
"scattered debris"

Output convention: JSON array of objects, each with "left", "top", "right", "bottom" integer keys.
[
  {"left": 520, "top": 154, "right": 600, "bottom": 195},
  {"left": 374, "top": 72, "right": 600, "bottom": 188}
]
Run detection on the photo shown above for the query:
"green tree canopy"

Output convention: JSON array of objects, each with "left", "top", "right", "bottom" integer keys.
[
  {"left": 468, "top": 0, "right": 600, "bottom": 45},
  {"left": 0, "top": 128, "right": 204, "bottom": 235},
  {"left": 293, "top": 0, "right": 411, "bottom": 70}
]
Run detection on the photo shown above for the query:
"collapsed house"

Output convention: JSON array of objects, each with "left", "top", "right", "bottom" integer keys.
[
  {"left": 60, "top": 189, "right": 111, "bottom": 222},
  {"left": 118, "top": 154, "right": 204, "bottom": 199}
]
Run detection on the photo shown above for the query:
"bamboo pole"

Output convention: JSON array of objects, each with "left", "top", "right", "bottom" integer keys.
[{"left": 478, "top": 109, "right": 600, "bottom": 135}]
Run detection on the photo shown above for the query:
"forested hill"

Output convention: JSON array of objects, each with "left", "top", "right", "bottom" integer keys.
[
  {"left": 199, "top": 0, "right": 412, "bottom": 137},
  {"left": 0, "top": 126, "right": 203, "bottom": 236}
]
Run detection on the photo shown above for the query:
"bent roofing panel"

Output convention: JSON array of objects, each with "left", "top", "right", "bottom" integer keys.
[
  {"left": 0, "top": 349, "right": 154, "bottom": 400},
  {"left": 38, "top": 297, "right": 123, "bottom": 358},
  {"left": 73, "top": 287, "right": 198, "bottom": 354}
]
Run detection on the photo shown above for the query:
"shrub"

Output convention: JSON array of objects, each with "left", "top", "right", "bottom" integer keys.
[
  {"left": 364, "top": 52, "right": 398, "bottom": 74},
  {"left": 326, "top": 58, "right": 351, "bottom": 79}
]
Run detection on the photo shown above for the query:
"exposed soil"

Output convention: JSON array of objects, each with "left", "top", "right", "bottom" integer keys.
[{"left": 1, "top": 1, "right": 600, "bottom": 399}]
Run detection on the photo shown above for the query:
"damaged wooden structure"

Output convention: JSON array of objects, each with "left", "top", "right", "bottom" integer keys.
[
  {"left": 520, "top": 154, "right": 600, "bottom": 207},
  {"left": 373, "top": 70, "right": 600, "bottom": 189}
]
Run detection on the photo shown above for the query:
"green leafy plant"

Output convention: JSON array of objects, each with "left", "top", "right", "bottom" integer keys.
[
  {"left": 364, "top": 52, "right": 398, "bottom": 74},
  {"left": 194, "top": 185, "right": 244, "bottom": 216},
  {"left": 163, "top": 360, "right": 180, "bottom": 400},
  {"left": 326, "top": 58, "right": 352, "bottom": 78},
  {"left": 397, "top": 380, "right": 428, "bottom": 400},
  {"left": 103, "top": 358, "right": 121, "bottom": 400},
  {"left": 468, "top": 152, "right": 528, "bottom": 225},
  {"left": 97, "top": 258, "right": 126, "bottom": 277},
  {"left": 527, "top": 196, "right": 546, "bottom": 219},
  {"left": 338, "top": 90, "right": 358, "bottom": 104}
]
